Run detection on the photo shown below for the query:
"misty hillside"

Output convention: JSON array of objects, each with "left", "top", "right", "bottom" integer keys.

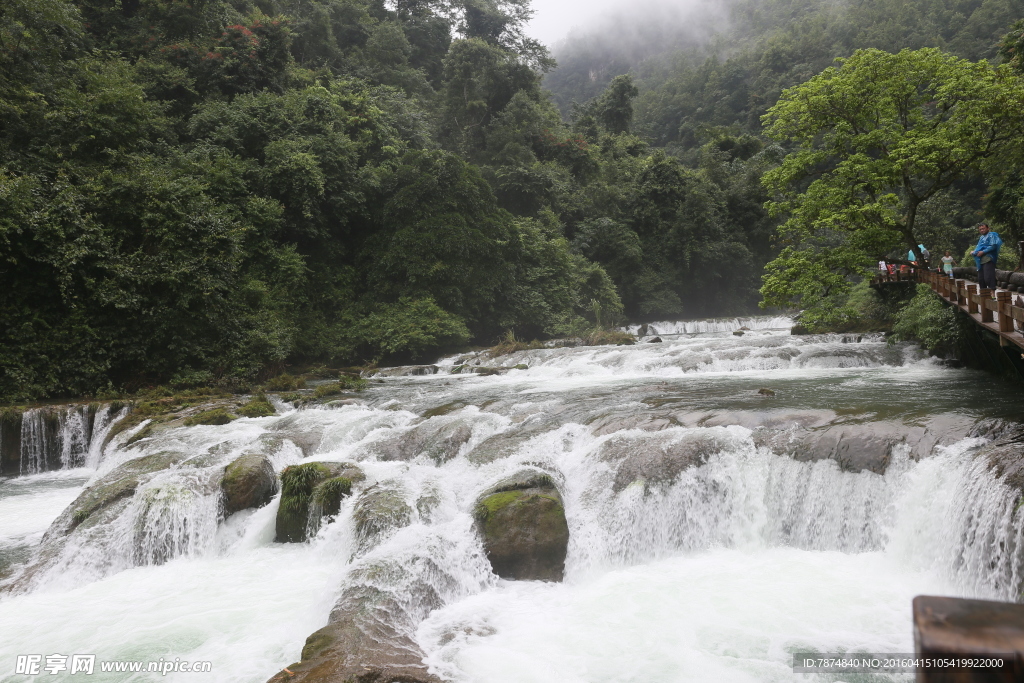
[{"left": 546, "top": 0, "right": 1024, "bottom": 149}]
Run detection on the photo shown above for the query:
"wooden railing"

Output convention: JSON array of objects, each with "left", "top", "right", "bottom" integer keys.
[{"left": 915, "top": 268, "right": 1024, "bottom": 351}]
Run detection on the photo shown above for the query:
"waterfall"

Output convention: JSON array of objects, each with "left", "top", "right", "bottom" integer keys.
[
  {"left": 4, "top": 315, "right": 1024, "bottom": 682},
  {"left": 624, "top": 315, "right": 794, "bottom": 335},
  {"left": 19, "top": 408, "right": 57, "bottom": 475},
  {"left": 5, "top": 404, "right": 126, "bottom": 476}
]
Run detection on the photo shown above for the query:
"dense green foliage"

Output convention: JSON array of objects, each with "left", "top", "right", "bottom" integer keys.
[
  {"left": 0, "top": 0, "right": 615, "bottom": 401},
  {"left": 546, "top": 0, "right": 1024, "bottom": 329},
  {"left": 890, "top": 284, "right": 960, "bottom": 353},
  {"left": 759, "top": 48, "right": 1024, "bottom": 317},
  {"left": 8, "top": 0, "right": 1024, "bottom": 401},
  {"left": 0, "top": 0, "right": 785, "bottom": 402}
]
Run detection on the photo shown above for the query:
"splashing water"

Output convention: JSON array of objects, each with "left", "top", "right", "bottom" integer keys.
[{"left": 2, "top": 318, "right": 1024, "bottom": 682}]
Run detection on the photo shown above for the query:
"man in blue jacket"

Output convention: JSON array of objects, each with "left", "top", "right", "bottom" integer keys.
[{"left": 973, "top": 223, "right": 1003, "bottom": 291}]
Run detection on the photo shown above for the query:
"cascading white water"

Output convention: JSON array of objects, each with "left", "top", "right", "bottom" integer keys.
[
  {"left": 624, "top": 315, "right": 794, "bottom": 335},
  {"left": 2, "top": 322, "right": 1024, "bottom": 682},
  {"left": 19, "top": 408, "right": 53, "bottom": 475},
  {"left": 57, "top": 406, "right": 91, "bottom": 470},
  {"left": 13, "top": 405, "right": 117, "bottom": 475}
]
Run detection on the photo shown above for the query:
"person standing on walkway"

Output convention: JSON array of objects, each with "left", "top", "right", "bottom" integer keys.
[
  {"left": 941, "top": 251, "right": 956, "bottom": 278},
  {"left": 973, "top": 223, "right": 1002, "bottom": 291}
]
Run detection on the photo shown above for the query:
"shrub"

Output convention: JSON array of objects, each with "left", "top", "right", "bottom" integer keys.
[
  {"left": 312, "top": 375, "right": 367, "bottom": 399},
  {"left": 264, "top": 374, "right": 306, "bottom": 391},
  {"left": 237, "top": 391, "right": 275, "bottom": 418},
  {"left": 183, "top": 408, "right": 237, "bottom": 426},
  {"left": 890, "top": 284, "right": 958, "bottom": 353}
]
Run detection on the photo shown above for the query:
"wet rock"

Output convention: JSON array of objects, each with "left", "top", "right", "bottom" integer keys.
[
  {"left": 647, "top": 336, "right": 663, "bottom": 343},
  {"left": 60, "top": 452, "right": 189, "bottom": 536},
  {"left": 974, "top": 430, "right": 1024, "bottom": 491},
  {"left": 266, "top": 414, "right": 329, "bottom": 456},
  {"left": 0, "top": 409, "right": 22, "bottom": 476},
  {"left": 474, "top": 471, "right": 568, "bottom": 581},
  {"left": 753, "top": 415, "right": 980, "bottom": 473},
  {"left": 276, "top": 462, "right": 363, "bottom": 543},
  {"left": 6, "top": 450, "right": 196, "bottom": 592},
  {"left": 589, "top": 413, "right": 680, "bottom": 436},
  {"left": 352, "top": 482, "right": 413, "bottom": 556},
  {"left": 602, "top": 431, "right": 725, "bottom": 493},
  {"left": 266, "top": 572, "right": 442, "bottom": 683},
  {"left": 364, "top": 419, "right": 473, "bottom": 464},
  {"left": 733, "top": 330, "right": 745, "bottom": 336},
  {"left": 421, "top": 401, "right": 467, "bottom": 418},
  {"left": 758, "top": 388, "right": 776, "bottom": 396},
  {"left": 221, "top": 454, "right": 278, "bottom": 515}
]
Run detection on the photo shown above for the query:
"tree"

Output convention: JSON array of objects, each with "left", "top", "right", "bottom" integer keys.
[
  {"left": 593, "top": 74, "right": 638, "bottom": 135},
  {"left": 760, "top": 47, "right": 1024, "bottom": 316}
]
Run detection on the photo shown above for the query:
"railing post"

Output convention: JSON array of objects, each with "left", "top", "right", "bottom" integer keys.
[
  {"left": 981, "top": 289, "right": 995, "bottom": 323},
  {"left": 998, "top": 291, "right": 1013, "bottom": 334},
  {"left": 967, "top": 284, "right": 979, "bottom": 314},
  {"left": 956, "top": 280, "right": 966, "bottom": 306}
]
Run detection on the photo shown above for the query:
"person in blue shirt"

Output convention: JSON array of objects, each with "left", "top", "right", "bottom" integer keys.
[{"left": 973, "top": 223, "right": 1002, "bottom": 291}]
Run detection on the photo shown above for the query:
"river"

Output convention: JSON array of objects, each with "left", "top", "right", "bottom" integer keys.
[{"left": 2, "top": 317, "right": 1024, "bottom": 682}]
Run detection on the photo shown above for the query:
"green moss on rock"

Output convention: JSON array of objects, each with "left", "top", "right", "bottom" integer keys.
[
  {"left": 473, "top": 474, "right": 569, "bottom": 582},
  {"left": 184, "top": 408, "right": 236, "bottom": 426},
  {"left": 311, "top": 477, "right": 352, "bottom": 517},
  {"left": 222, "top": 453, "right": 278, "bottom": 514},
  {"left": 312, "top": 376, "right": 367, "bottom": 400},
  {"left": 276, "top": 462, "right": 361, "bottom": 543},
  {"left": 237, "top": 392, "right": 275, "bottom": 418},
  {"left": 63, "top": 451, "right": 186, "bottom": 534}
]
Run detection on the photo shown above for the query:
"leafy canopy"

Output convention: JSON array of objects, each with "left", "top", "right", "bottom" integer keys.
[{"left": 760, "top": 47, "right": 1024, "bottom": 318}]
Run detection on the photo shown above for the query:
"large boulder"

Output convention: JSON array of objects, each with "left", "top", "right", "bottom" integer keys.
[
  {"left": 221, "top": 454, "right": 278, "bottom": 515},
  {"left": 266, "top": 565, "right": 442, "bottom": 683},
  {"left": 473, "top": 470, "right": 569, "bottom": 581},
  {"left": 275, "top": 462, "right": 363, "bottom": 543},
  {"left": 752, "top": 414, "right": 981, "bottom": 474},
  {"left": 599, "top": 431, "right": 727, "bottom": 493}
]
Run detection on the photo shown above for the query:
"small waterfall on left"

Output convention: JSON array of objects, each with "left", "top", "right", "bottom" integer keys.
[{"left": 0, "top": 403, "right": 128, "bottom": 476}]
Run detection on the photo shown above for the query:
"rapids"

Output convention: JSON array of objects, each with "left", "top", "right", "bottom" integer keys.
[{"left": 3, "top": 319, "right": 1024, "bottom": 682}]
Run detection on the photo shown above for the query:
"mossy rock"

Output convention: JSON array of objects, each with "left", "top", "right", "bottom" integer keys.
[
  {"left": 310, "top": 477, "right": 351, "bottom": 517},
  {"left": 267, "top": 580, "right": 442, "bottom": 683},
  {"left": 222, "top": 453, "right": 278, "bottom": 515},
  {"left": 264, "top": 374, "right": 307, "bottom": 392},
  {"left": 237, "top": 393, "right": 275, "bottom": 418},
  {"left": 275, "top": 462, "right": 362, "bottom": 543},
  {"left": 184, "top": 408, "right": 236, "bottom": 426},
  {"left": 311, "top": 376, "right": 367, "bottom": 400},
  {"left": 473, "top": 474, "right": 568, "bottom": 582}
]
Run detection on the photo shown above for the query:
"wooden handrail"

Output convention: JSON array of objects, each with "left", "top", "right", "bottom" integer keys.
[{"left": 899, "top": 268, "right": 1024, "bottom": 351}]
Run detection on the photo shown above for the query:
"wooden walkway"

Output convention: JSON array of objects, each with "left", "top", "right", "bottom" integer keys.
[{"left": 874, "top": 269, "right": 1024, "bottom": 352}]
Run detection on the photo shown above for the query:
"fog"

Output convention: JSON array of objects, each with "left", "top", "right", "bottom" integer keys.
[{"left": 526, "top": 0, "right": 728, "bottom": 50}]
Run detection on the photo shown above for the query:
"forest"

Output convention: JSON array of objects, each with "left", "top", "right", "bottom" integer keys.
[{"left": 4, "top": 0, "right": 1024, "bottom": 401}]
